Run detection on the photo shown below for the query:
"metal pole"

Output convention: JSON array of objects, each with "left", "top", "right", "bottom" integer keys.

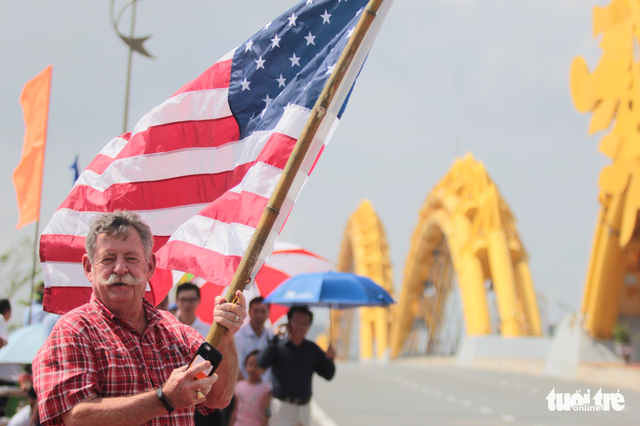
[
  {"left": 27, "top": 221, "right": 39, "bottom": 325},
  {"left": 122, "top": 0, "right": 137, "bottom": 133}
]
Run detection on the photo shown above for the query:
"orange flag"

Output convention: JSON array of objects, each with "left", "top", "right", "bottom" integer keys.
[{"left": 13, "top": 65, "right": 52, "bottom": 229}]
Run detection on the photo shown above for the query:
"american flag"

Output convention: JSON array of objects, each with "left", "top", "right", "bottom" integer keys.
[{"left": 40, "top": 0, "right": 392, "bottom": 314}]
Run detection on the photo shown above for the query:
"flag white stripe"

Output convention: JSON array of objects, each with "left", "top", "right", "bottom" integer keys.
[
  {"left": 75, "top": 106, "right": 319, "bottom": 191},
  {"left": 168, "top": 216, "right": 256, "bottom": 258},
  {"left": 42, "top": 262, "right": 151, "bottom": 290},
  {"left": 43, "top": 204, "right": 211, "bottom": 237},
  {"left": 42, "top": 263, "right": 88, "bottom": 288},
  {"left": 228, "top": 162, "right": 282, "bottom": 198},
  {"left": 131, "top": 88, "right": 232, "bottom": 137},
  {"left": 75, "top": 135, "right": 270, "bottom": 191},
  {"left": 99, "top": 137, "right": 129, "bottom": 159}
]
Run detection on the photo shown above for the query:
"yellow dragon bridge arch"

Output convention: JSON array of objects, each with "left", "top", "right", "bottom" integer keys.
[
  {"left": 390, "top": 154, "right": 542, "bottom": 358},
  {"left": 332, "top": 200, "right": 395, "bottom": 361}
]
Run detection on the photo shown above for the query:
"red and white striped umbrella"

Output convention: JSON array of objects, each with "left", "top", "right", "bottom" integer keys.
[{"left": 195, "top": 242, "right": 333, "bottom": 325}]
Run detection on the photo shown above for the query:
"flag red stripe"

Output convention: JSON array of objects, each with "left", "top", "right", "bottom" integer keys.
[
  {"left": 43, "top": 287, "right": 155, "bottom": 315},
  {"left": 172, "top": 59, "right": 232, "bottom": 97},
  {"left": 196, "top": 191, "right": 268, "bottom": 228},
  {"left": 40, "top": 234, "right": 171, "bottom": 263},
  {"left": 60, "top": 130, "right": 300, "bottom": 214},
  {"left": 256, "top": 133, "right": 297, "bottom": 170},
  {"left": 86, "top": 117, "right": 240, "bottom": 175},
  {"left": 58, "top": 164, "right": 253, "bottom": 212},
  {"left": 158, "top": 240, "right": 241, "bottom": 286},
  {"left": 43, "top": 287, "right": 94, "bottom": 315}
]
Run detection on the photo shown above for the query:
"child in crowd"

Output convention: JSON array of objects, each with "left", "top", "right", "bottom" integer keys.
[{"left": 229, "top": 350, "right": 272, "bottom": 426}]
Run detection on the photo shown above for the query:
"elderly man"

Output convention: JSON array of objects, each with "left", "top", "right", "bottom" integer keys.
[{"left": 33, "top": 211, "right": 247, "bottom": 426}]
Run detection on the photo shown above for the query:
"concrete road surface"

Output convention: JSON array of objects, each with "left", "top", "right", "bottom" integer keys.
[{"left": 309, "top": 361, "right": 639, "bottom": 426}]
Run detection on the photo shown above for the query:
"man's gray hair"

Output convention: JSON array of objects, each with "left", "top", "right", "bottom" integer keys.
[{"left": 86, "top": 211, "right": 153, "bottom": 264}]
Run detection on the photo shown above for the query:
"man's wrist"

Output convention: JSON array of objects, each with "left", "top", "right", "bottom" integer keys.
[{"left": 156, "top": 386, "right": 175, "bottom": 413}]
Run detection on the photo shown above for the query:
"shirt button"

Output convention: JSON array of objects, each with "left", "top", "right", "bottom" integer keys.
[{"left": 149, "top": 365, "right": 154, "bottom": 370}]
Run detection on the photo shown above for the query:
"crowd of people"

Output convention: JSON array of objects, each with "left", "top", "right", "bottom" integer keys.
[
  {"left": 167, "top": 285, "right": 336, "bottom": 426},
  {"left": 0, "top": 211, "right": 335, "bottom": 426}
]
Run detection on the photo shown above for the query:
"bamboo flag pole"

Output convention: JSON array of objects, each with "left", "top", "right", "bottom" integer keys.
[{"left": 205, "top": 0, "right": 387, "bottom": 347}]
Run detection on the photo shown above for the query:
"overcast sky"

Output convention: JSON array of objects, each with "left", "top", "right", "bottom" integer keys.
[{"left": 0, "top": 0, "right": 609, "bottom": 324}]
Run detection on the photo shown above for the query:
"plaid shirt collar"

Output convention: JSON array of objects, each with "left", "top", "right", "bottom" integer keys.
[{"left": 91, "top": 296, "right": 163, "bottom": 331}]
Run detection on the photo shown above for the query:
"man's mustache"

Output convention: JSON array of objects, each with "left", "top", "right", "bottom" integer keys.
[{"left": 99, "top": 273, "right": 141, "bottom": 286}]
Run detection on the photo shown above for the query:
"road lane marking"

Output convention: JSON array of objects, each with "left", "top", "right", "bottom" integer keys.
[
  {"left": 530, "top": 386, "right": 539, "bottom": 393},
  {"left": 501, "top": 414, "right": 516, "bottom": 422},
  {"left": 445, "top": 395, "right": 457, "bottom": 403},
  {"left": 479, "top": 406, "right": 493, "bottom": 414},
  {"left": 513, "top": 383, "right": 522, "bottom": 390},
  {"left": 432, "top": 390, "right": 443, "bottom": 397},
  {"left": 311, "top": 399, "right": 339, "bottom": 426},
  {"left": 410, "top": 383, "right": 420, "bottom": 390},
  {"left": 460, "top": 400, "right": 473, "bottom": 408},
  {"left": 421, "top": 386, "right": 430, "bottom": 392}
]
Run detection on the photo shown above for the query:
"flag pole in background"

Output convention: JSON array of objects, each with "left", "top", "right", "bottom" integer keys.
[
  {"left": 13, "top": 65, "right": 53, "bottom": 325},
  {"left": 205, "top": 0, "right": 389, "bottom": 348}
]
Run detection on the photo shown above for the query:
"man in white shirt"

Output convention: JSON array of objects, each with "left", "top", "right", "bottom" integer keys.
[
  {"left": 0, "top": 299, "right": 11, "bottom": 348},
  {"left": 8, "top": 386, "right": 37, "bottom": 426},
  {"left": 174, "top": 283, "right": 226, "bottom": 425},
  {"left": 175, "top": 283, "right": 211, "bottom": 338},
  {"left": 235, "top": 297, "right": 273, "bottom": 381}
]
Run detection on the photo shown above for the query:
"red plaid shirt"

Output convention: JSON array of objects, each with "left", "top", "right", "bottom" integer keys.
[{"left": 33, "top": 297, "right": 214, "bottom": 425}]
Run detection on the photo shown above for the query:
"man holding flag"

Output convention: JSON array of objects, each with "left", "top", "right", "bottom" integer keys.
[
  {"left": 33, "top": 211, "right": 247, "bottom": 426},
  {"left": 33, "top": 0, "right": 392, "bottom": 423}
]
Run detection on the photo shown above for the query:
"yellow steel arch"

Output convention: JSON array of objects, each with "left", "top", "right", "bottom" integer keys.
[
  {"left": 571, "top": 0, "right": 640, "bottom": 339},
  {"left": 332, "top": 200, "right": 395, "bottom": 361},
  {"left": 391, "top": 154, "right": 541, "bottom": 358}
]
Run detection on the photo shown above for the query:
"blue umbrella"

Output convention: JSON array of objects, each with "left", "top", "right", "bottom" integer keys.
[
  {"left": 0, "top": 324, "right": 46, "bottom": 364},
  {"left": 264, "top": 272, "right": 394, "bottom": 345},
  {"left": 264, "top": 271, "right": 394, "bottom": 309}
]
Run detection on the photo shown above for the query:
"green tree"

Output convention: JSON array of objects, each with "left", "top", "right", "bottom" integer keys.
[{"left": 0, "top": 237, "right": 42, "bottom": 301}]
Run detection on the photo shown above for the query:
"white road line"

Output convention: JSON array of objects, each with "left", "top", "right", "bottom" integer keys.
[
  {"left": 460, "top": 400, "right": 473, "bottom": 408},
  {"left": 479, "top": 406, "right": 493, "bottom": 414},
  {"left": 445, "top": 395, "right": 457, "bottom": 403},
  {"left": 432, "top": 390, "right": 443, "bottom": 397},
  {"left": 392, "top": 377, "right": 402, "bottom": 384},
  {"left": 421, "top": 386, "right": 430, "bottom": 393},
  {"left": 499, "top": 380, "right": 508, "bottom": 387},
  {"left": 513, "top": 383, "right": 522, "bottom": 390},
  {"left": 530, "top": 386, "right": 539, "bottom": 393},
  {"left": 501, "top": 414, "right": 516, "bottom": 422},
  {"left": 410, "top": 383, "right": 420, "bottom": 390},
  {"left": 311, "top": 399, "right": 339, "bottom": 426}
]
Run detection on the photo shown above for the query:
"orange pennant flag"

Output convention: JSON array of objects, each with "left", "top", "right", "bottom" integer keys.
[{"left": 13, "top": 65, "right": 52, "bottom": 229}]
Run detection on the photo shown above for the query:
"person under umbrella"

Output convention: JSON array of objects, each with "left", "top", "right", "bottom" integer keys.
[{"left": 257, "top": 306, "right": 335, "bottom": 426}]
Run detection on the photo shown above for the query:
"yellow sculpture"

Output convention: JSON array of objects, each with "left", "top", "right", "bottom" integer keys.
[
  {"left": 333, "top": 200, "right": 395, "bottom": 360},
  {"left": 572, "top": 0, "right": 640, "bottom": 339},
  {"left": 390, "top": 154, "right": 541, "bottom": 358}
]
